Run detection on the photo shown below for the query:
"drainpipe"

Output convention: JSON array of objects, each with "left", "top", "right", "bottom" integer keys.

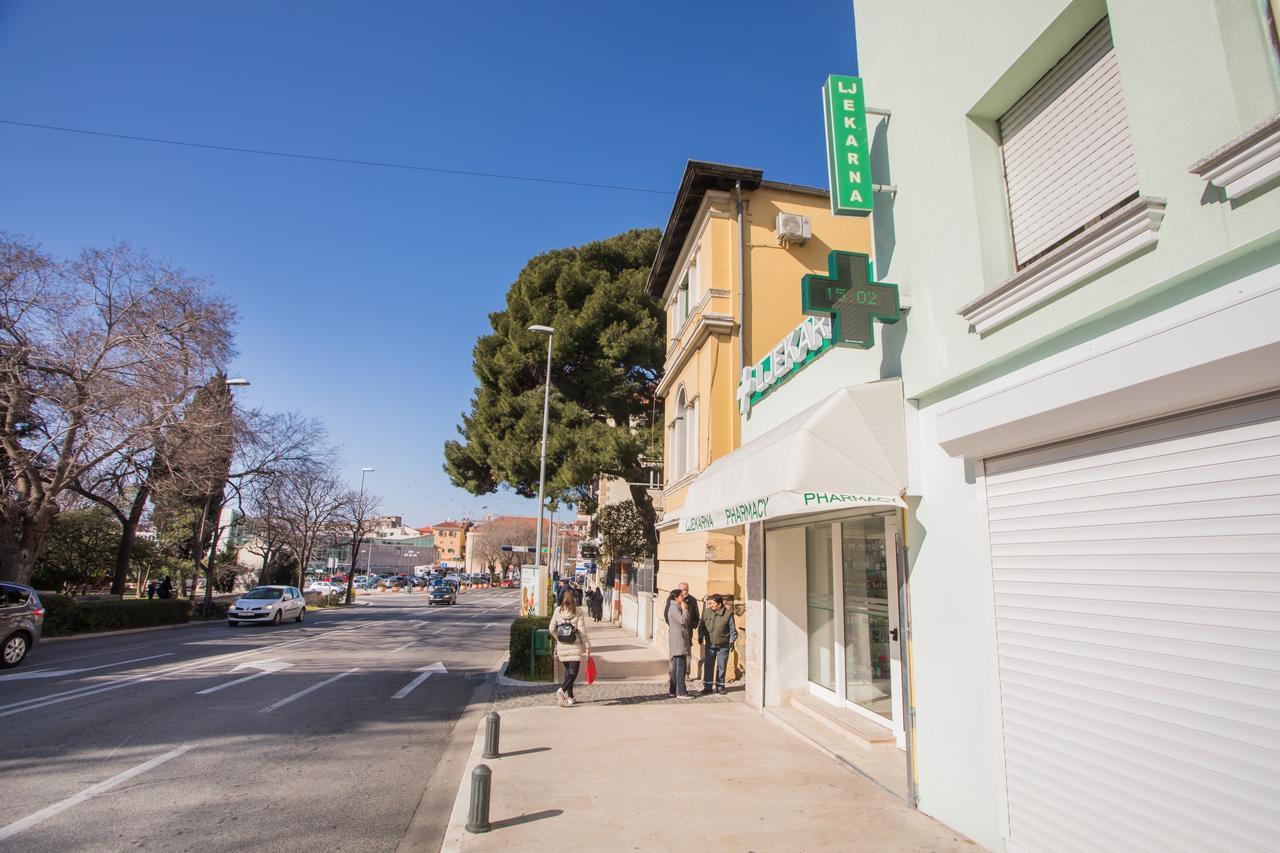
[{"left": 734, "top": 180, "right": 747, "bottom": 408}]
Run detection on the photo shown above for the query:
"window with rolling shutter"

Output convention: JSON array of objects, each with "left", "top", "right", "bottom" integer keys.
[{"left": 999, "top": 18, "right": 1139, "bottom": 268}]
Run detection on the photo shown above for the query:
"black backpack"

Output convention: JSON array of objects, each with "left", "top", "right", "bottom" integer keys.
[{"left": 554, "top": 616, "right": 578, "bottom": 644}]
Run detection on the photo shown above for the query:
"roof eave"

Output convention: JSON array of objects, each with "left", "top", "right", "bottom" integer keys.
[{"left": 645, "top": 161, "right": 763, "bottom": 298}]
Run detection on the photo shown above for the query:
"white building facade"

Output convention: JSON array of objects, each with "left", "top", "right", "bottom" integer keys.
[{"left": 858, "top": 1, "right": 1280, "bottom": 850}]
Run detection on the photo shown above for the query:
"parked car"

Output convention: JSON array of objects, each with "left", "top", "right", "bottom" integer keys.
[
  {"left": 228, "top": 586, "right": 306, "bottom": 626},
  {"left": 411, "top": 576, "right": 428, "bottom": 588},
  {"left": 305, "top": 581, "right": 339, "bottom": 594},
  {"left": 385, "top": 576, "right": 409, "bottom": 589},
  {"left": 1, "top": 582, "right": 44, "bottom": 669},
  {"left": 428, "top": 583, "right": 457, "bottom": 605}
]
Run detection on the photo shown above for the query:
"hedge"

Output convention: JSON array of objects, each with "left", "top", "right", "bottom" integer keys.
[
  {"left": 507, "top": 615, "right": 552, "bottom": 681},
  {"left": 41, "top": 594, "right": 193, "bottom": 637}
]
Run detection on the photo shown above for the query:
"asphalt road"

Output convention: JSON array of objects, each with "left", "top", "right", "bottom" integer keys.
[{"left": 0, "top": 588, "right": 517, "bottom": 852}]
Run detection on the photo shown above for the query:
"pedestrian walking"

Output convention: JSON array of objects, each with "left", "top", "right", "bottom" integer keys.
[
  {"left": 549, "top": 588, "right": 590, "bottom": 707},
  {"left": 667, "top": 588, "right": 692, "bottom": 698},
  {"left": 698, "top": 594, "right": 738, "bottom": 695},
  {"left": 589, "top": 587, "right": 603, "bottom": 622},
  {"left": 146, "top": 580, "right": 157, "bottom": 600}
]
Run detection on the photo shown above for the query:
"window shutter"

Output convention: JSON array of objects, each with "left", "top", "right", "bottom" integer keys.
[{"left": 999, "top": 18, "right": 1139, "bottom": 267}]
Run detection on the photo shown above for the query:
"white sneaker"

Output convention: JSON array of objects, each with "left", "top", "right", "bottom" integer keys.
[
  {"left": 565, "top": 696, "right": 576, "bottom": 706},
  {"left": 556, "top": 688, "right": 565, "bottom": 706}
]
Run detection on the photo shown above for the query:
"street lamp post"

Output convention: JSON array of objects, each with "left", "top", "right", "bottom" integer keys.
[{"left": 528, "top": 324, "right": 554, "bottom": 614}]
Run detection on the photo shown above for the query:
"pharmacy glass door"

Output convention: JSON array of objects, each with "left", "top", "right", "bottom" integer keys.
[{"left": 805, "top": 513, "right": 903, "bottom": 742}]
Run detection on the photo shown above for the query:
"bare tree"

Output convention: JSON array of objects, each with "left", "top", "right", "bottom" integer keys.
[
  {"left": 0, "top": 235, "right": 234, "bottom": 584},
  {"left": 273, "top": 460, "right": 345, "bottom": 589},
  {"left": 200, "top": 410, "right": 332, "bottom": 605},
  {"left": 471, "top": 517, "right": 538, "bottom": 574},
  {"left": 71, "top": 444, "right": 154, "bottom": 595},
  {"left": 335, "top": 486, "right": 381, "bottom": 605}
]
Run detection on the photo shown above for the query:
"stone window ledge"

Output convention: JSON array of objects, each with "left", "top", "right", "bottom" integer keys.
[
  {"left": 1190, "top": 112, "right": 1280, "bottom": 200},
  {"left": 959, "top": 196, "right": 1166, "bottom": 335}
]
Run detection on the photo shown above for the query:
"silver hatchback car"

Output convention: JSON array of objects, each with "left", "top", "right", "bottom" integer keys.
[
  {"left": 227, "top": 585, "right": 306, "bottom": 626},
  {"left": 1, "top": 582, "right": 44, "bottom": 668}
]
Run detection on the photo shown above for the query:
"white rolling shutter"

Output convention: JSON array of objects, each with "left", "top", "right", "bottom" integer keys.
[
  {"left": 983, "top": 396, "right": 1280, "bottom": 853},
  {"left": 999, "top": 18, "right": 1139, "bottom": 266}
]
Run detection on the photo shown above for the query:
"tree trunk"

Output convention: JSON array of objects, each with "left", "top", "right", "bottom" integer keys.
[
  {"left": 0, "top": 512, "right": 53, "bottom": 585},
  {"left": 202, "top": 529, "right": 220, "bottom": 610},
  {"left": 346, "top": 538, "right": 362, "bottom": 605},
  {"left": 257, "top": 544, "right": 272, "bottom": 586},
  {"left": 111, "top": 485, "right": 150, "bottom": 596},
  {"left": 627, "top": 483, "right": 659, "bottom": 567}
]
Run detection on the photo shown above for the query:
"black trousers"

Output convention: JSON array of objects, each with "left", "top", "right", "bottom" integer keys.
[
  {"left": 561, "top": 660, "right": 581, "bottom": 698},
  {"left": 668, "top": 654, "right": 688, "bottom": 696}
]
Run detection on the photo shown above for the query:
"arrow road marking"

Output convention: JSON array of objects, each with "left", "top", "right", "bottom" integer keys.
[
  {"left": 0, "top": 653, "right": 174, "bottom": 682},
  {"left": 391, "top": 662, "right": 447, "bottom": 700},
  {"left": 261, "top": 668, "right": 360, "bottom": 713},
  {"left": 196, "top": 659, "right": 292, "bottom": 695}
]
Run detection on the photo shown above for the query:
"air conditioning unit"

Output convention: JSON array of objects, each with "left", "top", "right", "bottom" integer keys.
[{"left": 776, "top": 212, "right": 811, "bottom": 245}]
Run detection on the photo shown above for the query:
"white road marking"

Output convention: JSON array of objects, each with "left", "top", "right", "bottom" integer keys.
[
  {"left": 261, "top": 668, "right": 360, "bottom": 713},
  {"left": 0, "top": 620, "right": 387, "bottom": 718},
  {"left": 195, "top": 659, "right": 292, "bottom": 695},
  {"left": 0, "top": 743, "right": 195, "bottom": 842},
  {"left": 389, "top": 640, "right": 415, "bottom": 653},
  {"left": 32, "top": 644, "right": 149, "bottom": 665},
  {"left": 0, "top": 654, "right": 174, "bottom": 683},
  {"left": 391, "top": 662, "right": 447, "bottom": 699}
]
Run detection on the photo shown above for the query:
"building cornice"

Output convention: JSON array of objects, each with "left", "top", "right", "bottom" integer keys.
[
  {"left": 958, "top": 196, "right": 1166, "bottom": 335},
  {"left": 657, "top": 312, "right": 737, "bottom": 398},
  {"left": 1189, "top": 111, "right": 1280, "bottom": 200}
]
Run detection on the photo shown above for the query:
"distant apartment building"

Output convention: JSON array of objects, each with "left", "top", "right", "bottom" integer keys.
[{"left": 431, "top": 520, "right": 469, "bottom": 568}]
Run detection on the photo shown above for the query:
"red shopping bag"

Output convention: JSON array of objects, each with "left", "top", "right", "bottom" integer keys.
[{"left": 585, "top": 654, "right": 597, "bottom": 685}]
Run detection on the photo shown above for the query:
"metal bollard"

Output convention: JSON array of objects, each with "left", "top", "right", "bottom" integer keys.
[
  {"left": 465, "top": 764, "right": 492, "bottom": 833},
  {"left": 483, "top": 710, "right": 501, "bottom": 759}
]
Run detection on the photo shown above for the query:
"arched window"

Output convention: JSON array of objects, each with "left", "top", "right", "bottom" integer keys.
[{"left": 674, "top": 387, "right": 688, "bottom": 479}]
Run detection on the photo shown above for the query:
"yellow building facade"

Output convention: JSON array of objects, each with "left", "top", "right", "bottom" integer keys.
[{"left": 647, "top": 161, "right": 872, "bottom": 677}]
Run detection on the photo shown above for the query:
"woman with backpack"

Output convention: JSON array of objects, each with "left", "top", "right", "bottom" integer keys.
[{"left": 549, "top": 588, "right": 590, "bottom": 706}]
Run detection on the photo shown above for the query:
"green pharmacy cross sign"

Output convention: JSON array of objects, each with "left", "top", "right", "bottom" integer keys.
[{"left": 802, "top": 251, "right": 900, "bottom": 349}]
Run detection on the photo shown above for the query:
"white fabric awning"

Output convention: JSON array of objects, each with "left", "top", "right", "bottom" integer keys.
[{"left": 677, "top": 379, "right": 908, "bottom": 533}]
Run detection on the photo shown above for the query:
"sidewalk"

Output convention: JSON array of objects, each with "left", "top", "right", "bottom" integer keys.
[
  {"left": 439, "top": 698, "right": 975, "bottom": 853},
  {"left": 446, "top": 611, "right": 973, "bottom": 851},
  {"left": 570, "top": 615, "right": 668, "bottom": 682}
]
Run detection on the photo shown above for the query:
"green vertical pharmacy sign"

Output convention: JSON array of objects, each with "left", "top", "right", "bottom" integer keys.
[{"left": 823, "top": 74, "right": 874, "bottom": 216}]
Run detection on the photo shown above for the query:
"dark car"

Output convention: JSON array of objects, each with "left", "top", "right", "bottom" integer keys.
[
  {"left": 428, "top": 583, "right": 457, "bottom": 605},
  {"left": 1, "top": 582, "right": 44, "bottom": 668},
  {"left": 386, "top": 576, "right": 409, "bottom": 589}
]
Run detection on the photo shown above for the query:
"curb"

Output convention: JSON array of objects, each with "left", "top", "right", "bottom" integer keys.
[
  {"left": 41, "top": 598, "right": 375, "bottom": 644},
  {"left": 494, "top": 660, "right": 554, "bottom": 689},
  {"left": 398, "top": 648, "right": 508, "bottom": 853},
  {"left": 41, "top": 619, "right": 211, "bottom": 644}
]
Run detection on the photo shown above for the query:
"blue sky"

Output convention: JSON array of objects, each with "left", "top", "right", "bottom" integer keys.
[{"left": 0, "top": 1, "right": 855, "bottom": 526}]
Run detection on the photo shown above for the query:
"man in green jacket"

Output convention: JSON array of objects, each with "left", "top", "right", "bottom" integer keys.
[{"left": 697, "top": 594, "right": 738, "bottom": 695}]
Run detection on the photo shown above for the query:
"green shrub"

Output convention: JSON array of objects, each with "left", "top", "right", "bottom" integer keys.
[
  {"left": 191, "top": 599, "right": 229, "bottom": 620},
  {"left": 507, "top": 615, "right": 552, "bottom": 681},
  {"left": 41, "top": 595, "right": 193, "bottom": 637}
]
